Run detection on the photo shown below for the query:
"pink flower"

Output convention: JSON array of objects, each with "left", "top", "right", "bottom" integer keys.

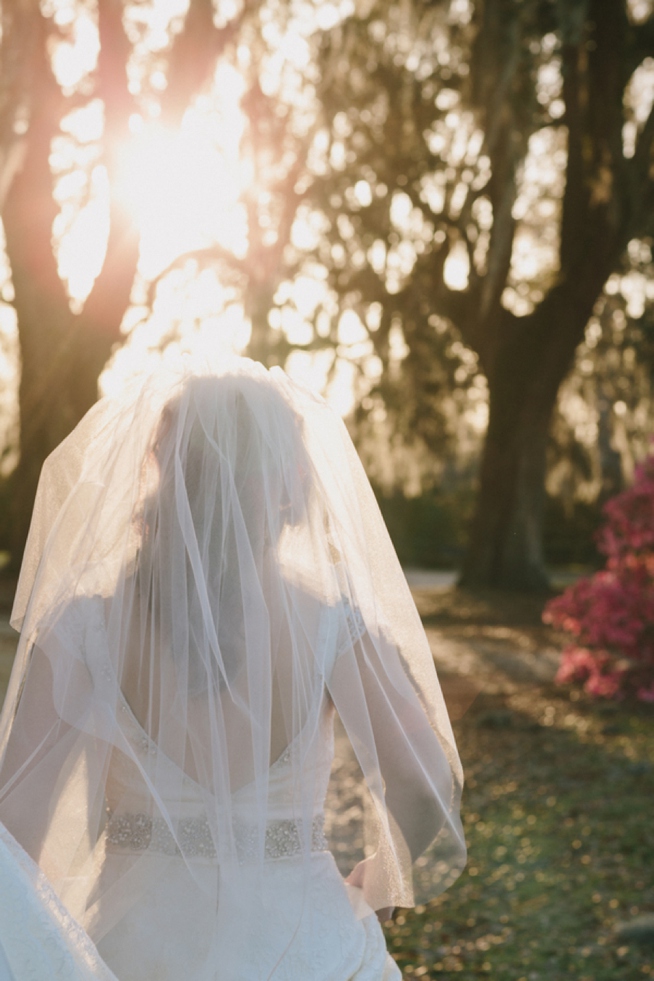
[
  {"left": 584, "top": 670, "right": 624, "bottom": 700},
  {"left": 555, "top": 646, "right": 596, "bottom": 684},
  {"left": 544, "top": 453, "right": 654, "bottom": 700}
]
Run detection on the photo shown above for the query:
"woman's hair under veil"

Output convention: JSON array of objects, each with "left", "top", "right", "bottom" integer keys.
[
  {"left": 0, "top": 356, "right": 465, "bottom": 976},
  {"left": 135, "top": 373, "right": 311, "bottom": 699}
]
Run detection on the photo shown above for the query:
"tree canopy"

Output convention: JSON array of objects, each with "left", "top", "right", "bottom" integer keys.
[
  {"left": 299, "top": 0, "right": 654, "bottom": 588},
  {"left": 1, "top": 0, "right": 653, "bottom": 588}
]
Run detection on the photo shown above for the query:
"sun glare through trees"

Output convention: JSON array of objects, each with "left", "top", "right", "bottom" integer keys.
[
  {"left": 2, "top": 0, "right": 654, "bottom": 584},
  {"left": 2, "top": 0, "right": 361, "bottom": 415}
]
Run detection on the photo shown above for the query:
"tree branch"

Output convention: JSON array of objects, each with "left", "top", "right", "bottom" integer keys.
[
  {"left": 560, "top": 1, "right": 629, "bottom": 277},
  {"left": 625, "top": 16, "right": 654, "bottom": 81},
  {"left": 146, "top": 245, "right": 249, "bottom": 307},
  {"left": 630, "top": 99, "right": 654, "bottom": 229},
  {"left": 162, "top": 0, "right": 254, "bottom": 125},
  {"left": 80, "top": 0, "right": 139, "bottom": 351},
  {"left": 559, "top": 39, "right": 586, "bottom": 273}
]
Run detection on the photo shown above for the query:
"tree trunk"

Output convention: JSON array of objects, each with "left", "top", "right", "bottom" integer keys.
[
  {"left": 2, "top": 34, "right": 77, "bottom": 558},
  {"left": 459, "top": 363, "right": 554, "bottom": 591},
  {"left": 458, "top": 0, "right": 635, "bottom": 591},
  {"left": 460, "top": 288, "right": 607, "bottom": 590},
  {"left": 1, "top": 0, "right": 253, "bottom": 562}
]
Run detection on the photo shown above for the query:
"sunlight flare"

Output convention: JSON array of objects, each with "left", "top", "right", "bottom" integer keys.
[{"left": 114, "top": 114, "right": 247, "bottom": 279}]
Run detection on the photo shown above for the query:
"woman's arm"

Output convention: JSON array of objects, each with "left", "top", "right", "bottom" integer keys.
[
  {"left": 328, "top": 618, "right": 463, "bottom": 918},
  {"left": 331, "top": 630, "right": 455, "bottom": 862}
]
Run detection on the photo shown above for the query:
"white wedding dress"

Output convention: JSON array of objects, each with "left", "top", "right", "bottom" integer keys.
[
  {"left": 0, "top": 824, "right": 118, "bottom": 981},
  {"left": 91, "top": 608, "right": 400, "bottom": 981},
  {"left": 96, "top": 701, "right": 399, "bottom": 981},
  {"left": 0, "top": 595, "right": 401, "bottom": 981},
  {"left": 0, "top": 361, "right": 465, "bottom": 980}
]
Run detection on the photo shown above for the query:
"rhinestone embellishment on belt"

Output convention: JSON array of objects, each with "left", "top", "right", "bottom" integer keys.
[
  {"left": 105, "top": 812, "right": 216, "bottom": 859},
  {"left": 105, "top": 811, "right": 327, "bottom": 862}
]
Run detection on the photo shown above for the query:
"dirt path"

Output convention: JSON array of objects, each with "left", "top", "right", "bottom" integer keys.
[{"left": 410, "top": 579, "right": 560, "bottom": 725}]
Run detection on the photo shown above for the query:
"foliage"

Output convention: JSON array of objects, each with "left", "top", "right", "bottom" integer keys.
[
  {"left": 0, "top": 0, "right": 310, "bottom": 557},
  {"left": 544, "top": 456, "right": 654, "bottom": 701},
  {"left": 374, "top": 485, "right": 475, "bottom": 568},
  {"left": 542, "top": 496, "right": 603, "bottom": 568},
  {"left": 375, "top": 485, "right": 602, "bottom": 570},
  {"left": 303, "top": 0, "right": 654, "bottom": 589},
  {"left": 548, "top": 241, "right": 654, "bottom": 509},
  {"left": 3, "top": 0, "right": 654, "bottom": 588},
  {"left": 0, "top": 0, "right": 261, "bottom": 553}
]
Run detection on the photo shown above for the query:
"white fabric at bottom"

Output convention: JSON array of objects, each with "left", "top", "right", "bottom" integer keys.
[
  {"left": 0, "top": 820, "right": 399, "bottom": 981},
  {"left": 96, "top": 852, "right": 400, "bottom": 981},
  {"left": 0, "top": 824, "right": 118, "bottom": 981},
  {"left": 80, "top": 595, "right": 401, "bottom": 981}
]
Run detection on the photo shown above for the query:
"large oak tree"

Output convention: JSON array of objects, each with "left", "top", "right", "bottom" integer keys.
[{"left": 309, "top": 0, "right": 654, "bottom": 589}]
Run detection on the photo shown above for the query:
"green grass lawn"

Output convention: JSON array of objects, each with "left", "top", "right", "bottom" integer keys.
[{"left": 385, "top": 681, "right": 654, "bottom": 979}]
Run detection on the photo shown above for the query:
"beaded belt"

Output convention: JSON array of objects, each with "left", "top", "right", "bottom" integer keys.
[{"left": 105, "top": 811, "right": 328, "bottom": 862}]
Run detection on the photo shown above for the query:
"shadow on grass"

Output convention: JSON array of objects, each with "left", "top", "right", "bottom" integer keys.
[
  {"left": 413, "top": 585, "right": 556, "bottom": 631},
  {"left": 386, "top": 687, "right": 654, "bottom": 980}
]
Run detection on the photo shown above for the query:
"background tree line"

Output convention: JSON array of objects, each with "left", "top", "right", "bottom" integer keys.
[{"left": 0, "top": 0, "right": 653, "bottom": 590}]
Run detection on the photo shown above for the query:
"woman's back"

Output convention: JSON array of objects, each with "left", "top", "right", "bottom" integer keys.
[{"left": 0, "top": 358, "right": 465, "bottom": 980}]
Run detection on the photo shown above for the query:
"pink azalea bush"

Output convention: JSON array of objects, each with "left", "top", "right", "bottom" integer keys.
[{"left": 543, "top": 455, "right": 654, "bottom": 701}]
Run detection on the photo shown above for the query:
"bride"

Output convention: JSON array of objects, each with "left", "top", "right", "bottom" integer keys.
[{"left": 0, "top": 357, "right": 465, "bottom": 981}]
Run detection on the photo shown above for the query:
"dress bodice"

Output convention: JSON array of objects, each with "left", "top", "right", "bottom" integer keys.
[
  {"left": 103, "top": 683, "right": 335, "bottom": 863},
  {"left": 0, "top": 611, "right": 401, "bottom": 981},
  {"left": 71, "top": 594, "right": 343, "bottom": 866}
]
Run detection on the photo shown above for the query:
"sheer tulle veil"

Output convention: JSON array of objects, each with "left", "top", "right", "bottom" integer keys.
[{"left": 0, "top": 355, "right": 465, "bottom": 971}]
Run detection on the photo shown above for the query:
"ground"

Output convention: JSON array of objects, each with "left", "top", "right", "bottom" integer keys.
[
  {"left": 0, "top": 573, "right": 652, "bottom": 980},
  {"left": 384, "top": 574, "right": 654, "bottom": 980}
]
